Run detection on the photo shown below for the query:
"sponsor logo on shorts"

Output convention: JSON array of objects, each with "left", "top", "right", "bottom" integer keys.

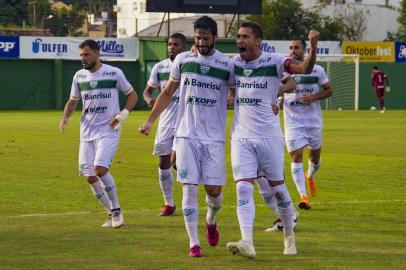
[
  {"left": 238, "top": 199, "right": 249, "bottom": 206},
  {"left": 179, "top": 169, "right": 188, "bottom": 179},
  {"left": 289, "top": 140, "right": 296, "bottom": 147},
  {"left": 187, "top": 96, "right": 217, "bottom": 107},
  {"left": 183, "top": 208, "right": 195, "bottom": 216}
]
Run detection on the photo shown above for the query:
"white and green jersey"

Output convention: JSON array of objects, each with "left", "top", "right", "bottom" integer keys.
[
  {"left": 283, "top": 64, "right": 329, "bottom": 130},
  {"left": 148, "top": 58, "right": 180, "bottom": 129},
  {"left": 170, "top": 50, "right": 234, "bottom": 142},
  {"left": 70, "top": 64, "right": 133, "bottom": 141},
  {"left": 231, "top": 52, "right": 289, "bottom": 139}
]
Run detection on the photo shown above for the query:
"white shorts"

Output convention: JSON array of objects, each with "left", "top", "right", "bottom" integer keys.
[
  {"left": 285, "top": 127, "right": 322, "bottom": 152},
  {"left": 175, "top": 138, "right": 226, "bottom": 186},
  {"left": 78, "top": 137, "right": 119, "bottom": 177},
  {"left": 153, "top": 127, "right": 175, "bottom": 156},
  {"left": 231, "top": 138, "right": 285, "bottom": 181}
]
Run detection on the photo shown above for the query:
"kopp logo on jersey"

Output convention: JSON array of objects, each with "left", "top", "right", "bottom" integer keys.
[{"left": 0, "top": 36, "right": 19, "bottom": 58}]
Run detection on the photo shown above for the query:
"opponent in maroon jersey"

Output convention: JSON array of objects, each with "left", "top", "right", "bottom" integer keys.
[{"left": 371, "top": 66, "right": 390, "bottom": 113}]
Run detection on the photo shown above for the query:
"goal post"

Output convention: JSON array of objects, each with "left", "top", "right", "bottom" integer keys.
[{"left": 316, "top": 54, "right": 360, "bottom": 111}]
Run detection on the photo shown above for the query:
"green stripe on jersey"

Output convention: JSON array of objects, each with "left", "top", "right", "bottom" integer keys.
[
  {"left": 157, "top": 72, "right": 170, "bottom": 81},
  {"left": 78, "top": 80, "right": 117, "bottom": 91},
  {"left": 294, "top": 76, "right": 319, "bottom": 84},
  {"left": 180, "top": 62, "right": 230, "bottom": 81},
  {"left": 234, "top": 65, "right": 278, "bottom": 77}
]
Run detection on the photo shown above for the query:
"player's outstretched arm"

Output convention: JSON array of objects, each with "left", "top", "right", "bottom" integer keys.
[
  {"left": 290, "top": 30, "right": 319, "bottom": 74},
  {"left": 110, "top": 89, "right": 138, "bottom": 130},
  {"left": 60, "top": 99, "right": 79, "bottom": 134},
  {"left": 139, "top": 79, "right": 179, "bottom": 135}
]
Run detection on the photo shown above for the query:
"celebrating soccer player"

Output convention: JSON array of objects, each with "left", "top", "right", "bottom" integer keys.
[
  {"left": 60, "top": 39, "right": 138, "bottom": 228},
  {"left": 139, "top": 16, "right": 234, "bottom": 257},
  {"left": 142, "top": 33, "right": 187, "bottom": 216}
]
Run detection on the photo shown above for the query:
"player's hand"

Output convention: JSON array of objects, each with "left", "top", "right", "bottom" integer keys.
[
  {"left": 385, "top": 86, "right": 391, "bottom": 92},
  {"left": 308, "top": 30, "right": 320, "bottom": 49},
  {"left": 271, "top": 103, "right": 280, "bottom": 115},
  {"left": 300, "top": 94, "right": 315, "bottom": 105},
  {"left": 147, "top": 99, "right": 156, "bottom": 108},
  {"left": 59, "top": 117, "right": 68, "bottom": 134},
  {"left": 227, "top": 95, "right": 234, "bottom": 108},
  {"left": 110, "top": 109, "right": 130, "bottom": 130},
  {"left": 138, "top": 120, "right": 153, "bottom": 135}
]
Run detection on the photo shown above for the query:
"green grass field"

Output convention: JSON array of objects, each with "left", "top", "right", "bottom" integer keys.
[{"left": 1, "top": 110, "right": 405, "bottom": 270}]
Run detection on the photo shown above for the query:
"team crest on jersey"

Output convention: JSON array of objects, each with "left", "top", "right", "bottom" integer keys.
[
  {"left": 294, "top": 76, "right": 301, "bottom": 83},
  {"left": 90, "top": 81, "right": 98, "bottom": 89},
  {"left": 200, "top": 65, "right": 210, "bottom": 74},
  {"left": 243, "top": 68, "right": 253, "bottom": 77}
]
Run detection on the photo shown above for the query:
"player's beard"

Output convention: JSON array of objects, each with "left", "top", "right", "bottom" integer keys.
[
  {"left": 169, "top": 52, "right": 176, "bottom": 60},
  {"left": 83, "top": 60, "right": 96, "bottom": 70},
  {"left": 196, "top": 42, "right": 215, "bottom": 55}
]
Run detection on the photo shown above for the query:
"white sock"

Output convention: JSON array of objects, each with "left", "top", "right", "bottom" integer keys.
[
  {"left": 206, "top": 193, "right": 222, "bottom": 225},
  {"left": 271, "top": 183, "right": 295, "bottom": 236},
  {"left": 99, "top": 172, "right": 120, "bottom": 210},
  {"left": 256, "top": 177, "right": 279, "bottom": 219},
  {"left": 236, "top": 181, "right": 255, "bottom": 246},
  {"left": 291, "top": 163, "right": 307, "bottom": 197},
  {"left": 308, "top": 159, "right": 321, "bottom": 179},
  {"left": 159, "top": 168, "right": 174, "bottom": 206},
  {"left": 90, "top": 180, "right": 111, "bottom": 213},
  {"left": 182, "top": 185, "right": 200, "bottom": 248}
]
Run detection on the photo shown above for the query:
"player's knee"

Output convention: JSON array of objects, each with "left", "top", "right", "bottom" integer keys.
[
  {"left": 86, "top": 176, "right": 98, "bottom": 184},
  {"left": 290, "top": 150, "right": 303, "bottom": 163},
  {"left": 170, "top": 151, "right": 177, "bottom": 171},
  {"left": 205, "top": 186, "right": 222, "bottom": 197},
  {"left": 94, "top": 166, "right": 108, "bottom": 177},
  {"left": 159, "top": 154, "right": 171, "bottom": 170}
]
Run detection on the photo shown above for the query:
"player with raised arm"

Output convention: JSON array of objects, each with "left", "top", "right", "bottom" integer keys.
[
  {"left": 139, "top": 16, "right": 234, "bottom": 257},
  {"left": 226, "top": 23, "right": 320, "bottom": 258},
  {"left": 143, "top": 33, "right": 187, "bottom": 216},
  {"left": 59, "top": 39, "right": 138, "bottom": 228}
]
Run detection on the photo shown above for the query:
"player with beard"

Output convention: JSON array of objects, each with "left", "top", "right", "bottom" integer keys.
[
  {"left": 139, "top": 16, "right": 234, "bottom": 257},
  {"left": 142, "top": 33, "right": 187, "bottom": 216},
  {"left": 60, "top": 39, "right": 138, "bottom": 228}
]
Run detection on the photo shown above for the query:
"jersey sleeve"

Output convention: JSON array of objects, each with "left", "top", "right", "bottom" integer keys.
[
  {"left": 169, "top": 53, "right": 182, "bottom": 83},
  {"left": 116, "top": 68, "right": 133, "bottom": 95},
  {"left": 276, "top": 53, "right": 291, "bottom": 79},
  {"left": 318, "top": 66, "right": 330, "bottom": 86},
  {"left": 70, "top": 73, "right": 81, "bottom": 100},
  {"left": 147, "top": 63, "right": 159, "bottom": 88},
  {"left": 227, "top": 56, "right": 236, "bottom": 88}
]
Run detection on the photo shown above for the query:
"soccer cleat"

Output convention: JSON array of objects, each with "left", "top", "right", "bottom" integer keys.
[
  {"left": 265, "top": 211, "right": 300, "bottom": 232},
  {"left": 101, "top": 214, "right": 112, "bottom": 227},
  {"left": 227, "top": 240, "right": 256, "bottom": 259},
  {"left": 306, "top": 176, "right": 318, "bottom": 197},
  {"left": 206, "top": 222, "right": 219, "bottom": 246},
  {"left": 112, "top": 209, "right": 124, "bottom": 228},
  {"left": 158, "top": 205, "right": 176, "bottom": 216},
  {"left": 298, "top": 195, "right": 311, "bottom": 210},
  {"left": 284, "top": 235, "right": 297, "bottom": 255},
  {"left": 380, "top": 110, "right": 385, "bottom": 114},
  {"left": 188, "top": 245, "right": 202, "bottom": 257}
]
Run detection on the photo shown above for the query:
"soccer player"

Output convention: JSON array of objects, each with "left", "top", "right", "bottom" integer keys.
[
  {"left": 371, "top": 66, "right": 390, "bottom": 113},
  {"left": 143, "top": 33, "right": 187, "bottom": 216},
  {"left": 59, "top": 39, "right": 138, "bottom": 228},
  {"left": 226, "top": 23, "right": 320, "bottom": 258},
  {"left": 139, "top": 16, "right": 234, "bottom": 257}
]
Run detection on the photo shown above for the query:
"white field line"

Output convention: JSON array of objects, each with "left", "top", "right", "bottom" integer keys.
[{"left": 3, "top": 199, "right": 405, "bottom": 219}]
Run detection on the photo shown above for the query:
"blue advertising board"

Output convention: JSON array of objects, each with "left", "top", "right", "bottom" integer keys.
[
  {"left": 0, "top": 36, "right": 19, "bottom": 58},
  {"left": 395, "top": 42, "right": 406, "bottom": 63}
]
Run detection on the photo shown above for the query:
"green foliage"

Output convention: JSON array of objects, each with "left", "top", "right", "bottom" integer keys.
[
  {"left": 26, "top": 0, "right": 52, "bottom": 28},
  {"left": 0, "top": 0, "right": 28, "bottom": 25},
  {"left": 47, "top": 5, "right": 86, "bottom": 36},
  {"left": 247, "top": 0, "right": 346, "bottom": 40},
  {"left": 397, "top": 0, "right": 406, "bottom": 40}
]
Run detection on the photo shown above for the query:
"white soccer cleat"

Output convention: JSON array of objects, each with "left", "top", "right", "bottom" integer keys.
[
  {"left": 265, "top": 211, "right": 300, "bottom": 232},
  {"left": 227, "top": 240, "right": 256, "bottom": 259},
  {"left": 284, "top": 235, "right": 297, "bottom": 255},
  {"left": 112, "top": 211, "right": 124, "bottom": 228},
  {"left": 101, "top": 214, "right": 112, "bottom": 227}
]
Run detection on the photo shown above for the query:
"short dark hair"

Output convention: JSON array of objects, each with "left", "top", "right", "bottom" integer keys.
[
  {"left": 292, "top": 38, "right": 307, "bottom": 50},
  {"left": 79, "top": 39, "right": 100, "bottom": 51},
  {"left": 193, "top": 16, "right": 217, "bottom": 37},
  {"left": 372, "top": 66, "right": 378, "bottom": 70},
  {"left": 240, "top": 22, "right": 263, "bottom": 39},
  {"left": 170, "top": 33, "right": 187, "bottom": 47}
]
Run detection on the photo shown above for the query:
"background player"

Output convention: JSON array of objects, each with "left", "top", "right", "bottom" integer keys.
[
  {"left": 371, "top": 66, "right": 390, "bottom": 113},
  {"left": 143, "top": 33, "right": 187, "bottom": 216},
  {"left": 60, "top": 39, "right": 138, "bottom": 228}
]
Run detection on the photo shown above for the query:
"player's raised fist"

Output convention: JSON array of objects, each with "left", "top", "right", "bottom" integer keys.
[
  {"left": 308, "top": 30, "right": 320, "bottom": 49},
  {"left": 138, "top": 121, "right": 152, "bottom": 135}
]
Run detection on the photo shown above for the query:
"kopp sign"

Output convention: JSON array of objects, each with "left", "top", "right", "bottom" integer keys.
[{"left": 0, "top": 36, "right": 19, "bottom": 58}]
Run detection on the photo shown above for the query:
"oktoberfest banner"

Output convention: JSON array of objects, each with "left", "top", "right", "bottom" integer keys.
[
  {"left": 20, "top": 37, "right": 139, "bottom": 61},
  {"left": 342, "top": 41, "right": 395, "bottom": 62}
]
